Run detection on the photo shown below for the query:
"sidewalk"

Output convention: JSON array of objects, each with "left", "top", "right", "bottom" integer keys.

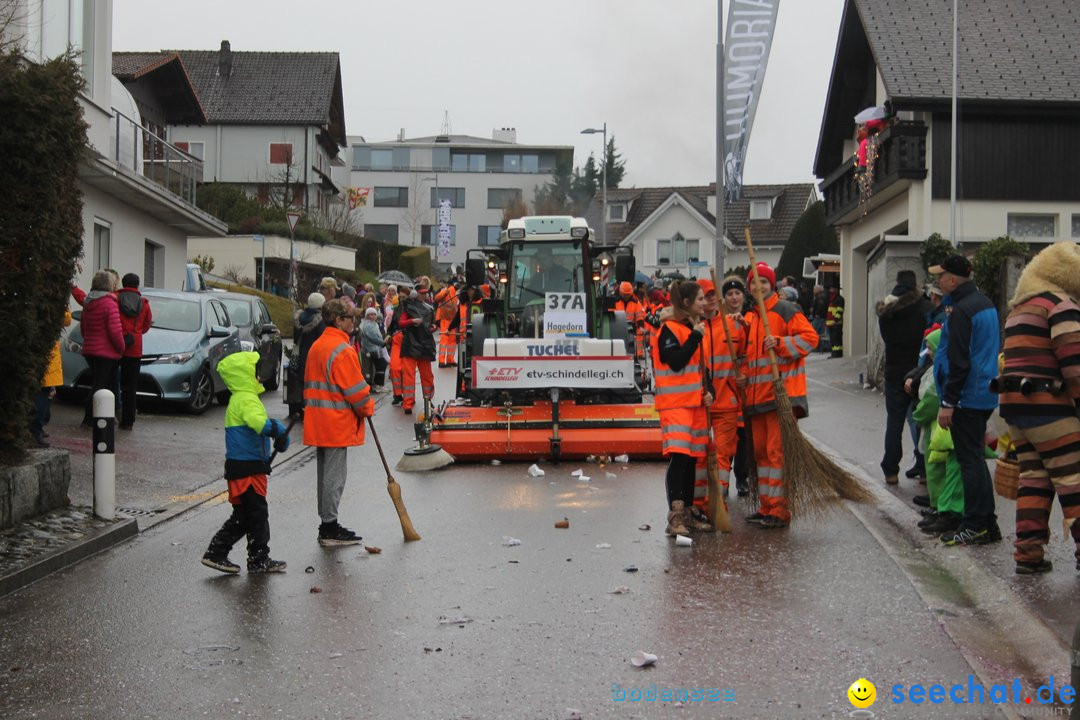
[
  {"left": 0, "top": 387, "right": 391, "bottom": 597},
  {"left": 802, "top": 351, "right": 1078, "bottom": 649}
]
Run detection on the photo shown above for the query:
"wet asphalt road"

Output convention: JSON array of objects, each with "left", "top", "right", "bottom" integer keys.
[{"left": 0, "top": 363, "right": 1065, "bottom": 719}]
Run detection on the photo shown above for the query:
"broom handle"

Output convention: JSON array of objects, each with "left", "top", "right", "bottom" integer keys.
[
  {"left": 366, "top": 416, "right": 394, "bottom": 479},
  {"left": 744, "top": 228, "right": 782, "bottom": 382}
]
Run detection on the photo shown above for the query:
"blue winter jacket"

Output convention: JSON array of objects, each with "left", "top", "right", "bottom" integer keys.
[{"left": 933, "top": 280, "right": 999, "bottom": 410}]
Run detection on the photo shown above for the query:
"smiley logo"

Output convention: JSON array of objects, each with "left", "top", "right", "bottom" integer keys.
[{"left": 847, "top": 678, "right": 876, "bottom": 708}]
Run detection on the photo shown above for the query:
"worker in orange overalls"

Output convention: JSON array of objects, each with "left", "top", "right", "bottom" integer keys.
[
  {"left": 652, "top": 280, "right": 712, "bottom": 536},
  {"left": 384, "top": 285, "right": 404, "bottom": 406},
  {"left": 434, "top": 284, "right": 459, "bottom": 367},
  {"left": 742, "top": 262, "right": 818, "bottom": 529},
  {"left": 692, "top": 278, "right": 746, "bottom": 521},
  {"left": 614, "top": 281, "right": 645, "bottom": 359}
]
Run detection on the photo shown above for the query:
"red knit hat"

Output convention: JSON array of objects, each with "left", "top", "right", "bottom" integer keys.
[{"left": 747, "top": 262, "right": 776, "bottom": 289}]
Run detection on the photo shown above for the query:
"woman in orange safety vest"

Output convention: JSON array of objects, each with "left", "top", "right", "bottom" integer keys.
[
  {"left": 742, "top": 262, "right": 818, "bottom": 529},
  {"left": 652, "top": 280, "right": 712, "bottom": 537},
  {"left": 691, "top": 278, "right": 746, "bottom": 520}
]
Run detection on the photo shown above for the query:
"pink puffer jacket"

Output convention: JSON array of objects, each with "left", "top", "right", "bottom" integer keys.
[{"left": 80, "top": 291, "right": 126, "bottom": 360}]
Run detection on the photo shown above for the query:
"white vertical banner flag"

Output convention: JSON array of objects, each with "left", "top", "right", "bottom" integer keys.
[
  {"left": 722, "top": 0, "right": 780, "bottom": 202},
  {"left": 437, "top": 199, "right": 452, "bottom": 259}
]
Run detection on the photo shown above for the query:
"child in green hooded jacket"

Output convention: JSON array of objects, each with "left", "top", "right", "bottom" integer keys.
[{"left": 912, "top": 329, "right": 965, "bottom": 535}]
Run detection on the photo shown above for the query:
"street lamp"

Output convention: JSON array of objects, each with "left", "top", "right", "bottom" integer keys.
[{"left": 580, "top": 123, "right": 607, "bottom": 244}]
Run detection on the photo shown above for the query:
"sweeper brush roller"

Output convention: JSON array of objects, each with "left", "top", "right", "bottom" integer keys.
[{"left": 428, "top": 400, "right": 663, "bottom": 461}]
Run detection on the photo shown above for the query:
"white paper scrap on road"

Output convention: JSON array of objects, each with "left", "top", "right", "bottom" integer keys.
[{"left": 528, "top": 464, "right": 545, "bottom": 477}]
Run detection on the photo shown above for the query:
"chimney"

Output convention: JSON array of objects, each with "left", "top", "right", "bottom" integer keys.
[
  {"left": 398, "top": 128, "right": 405, "bottom": 142},
  {"left": 218, "top": 40, "right": 232, "bottom": 79},
  {"left": 492, "top": 127, "right": 517, "bottom": 144}
]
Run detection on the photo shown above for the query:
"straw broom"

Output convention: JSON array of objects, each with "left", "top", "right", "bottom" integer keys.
[
  {"left": 744, "top": 228, "right": 873, "bottom": 515},
  {"left": 366, "top": 416, "right": 422, "bottom": 542},
  {"left": 709, "top": 268, "right": 758, "bottom": 509}
]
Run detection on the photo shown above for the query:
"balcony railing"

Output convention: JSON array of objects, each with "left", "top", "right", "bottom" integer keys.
[
  {"left": 108, "top": 109, "right": 204, "bottom": 205},
  {"left": 820, "top": 120, "right": 928, "bottom": 226}
]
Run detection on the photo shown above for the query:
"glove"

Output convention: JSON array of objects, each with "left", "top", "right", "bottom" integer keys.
[
  {"left": 124, "top": 333, "right": 135, "bottom": 347},
  {"left": 274, "top": 434, "right": 291, "bottom": 454},
  {"left": 263, "top": 418, "right": 287, "bottom": 438}
]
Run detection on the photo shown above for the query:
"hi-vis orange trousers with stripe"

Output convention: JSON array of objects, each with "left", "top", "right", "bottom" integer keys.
[
  {"left": 750, "top": 412, "right": 790, "bottom": 523},
  {"left": 389, "top": 333, "right": 403, "bottom": 397},
  {"left": 694, "top": 412, "right": 739, "bottom": 511}
]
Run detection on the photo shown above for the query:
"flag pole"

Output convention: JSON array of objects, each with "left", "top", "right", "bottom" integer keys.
[{"left": 714, "top": 0, "right": 726, "bottom": 276}]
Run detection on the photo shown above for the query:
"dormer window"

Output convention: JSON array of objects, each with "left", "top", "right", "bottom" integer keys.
[
  {"left": 608, "top": 203, "right": 626, "bottom": 222},
  {"left": 750, "top": 198, "right": 774, "bottom": 220}
]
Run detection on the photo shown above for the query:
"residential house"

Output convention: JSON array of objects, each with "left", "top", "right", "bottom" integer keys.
[
  {"left": 124, "top": 42, "right": 349, "bottom": 222},
  {"left": 584, "top": 184, "right": 816, "bottom": 280},
  {"left": 815, "top": 0, "right": 1080, "bottom": 364},
  {"left": 5, "top": 0, "right": 226, "bottom": 291},
  {"left": 347, "top": 129, "right": 574, "bottom": 267}
]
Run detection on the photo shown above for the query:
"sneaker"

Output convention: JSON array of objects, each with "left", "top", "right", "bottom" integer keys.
[
  {"left": 201, "top": 554, "right": 241, "bottom": 574},
  {"left": 905, "top": 464, "right": 926, "bottom": 480},
  {"left": 757, "top": 515, "right": 789, "bottom": 529},
  {"left": 31, "top": 433, "right": 50, "bottom": 448},
  {"left": 1015, "top": 559, "right": 1052, "bottom": 575},
  {"left": 912, "top": 494, "right": 930, "bottom": 508},
  {"left": 248, "top": 557, "right": 287, "bottom": 573},
  {"left": 403, "top": 408, "right": 413, "bottom": 415},
  {"left": 735, "top": 481, "right": 750, "bottom": 497},
  {"left": 745, "top": 512, "right": 767, "bottom": 524},
  {"left": 884, "top": 475, "right": 899, "bottom": 486},
  {"left": 318, "top": 522, "right": 362, "bottom": 547},
  {"left": 941, "top": 526, "right": 996, "bottom": 546},
  {"left": 688, "top": 506, "right": 715, "bottom": 533},
  {"left": 920, "top": 512, "right": 961, "bottom": 535},
  {"left": 391, "top": 396, "right": 403, "bottom": 407},
  {"left": 665, "top": 500, "right": 690, "bottom": 537}
]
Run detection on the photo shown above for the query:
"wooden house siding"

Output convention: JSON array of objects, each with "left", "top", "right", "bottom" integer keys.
[{"left": 931, "top": 114, "right": 1080, "bottom": 201}]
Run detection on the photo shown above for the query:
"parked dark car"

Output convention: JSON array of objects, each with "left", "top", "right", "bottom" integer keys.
[
  {"left": 61, "top": 289, "right": 240, "bottom": 414},
  {"left": 217, "top": 291, "right": 283, "bottom": 390}
]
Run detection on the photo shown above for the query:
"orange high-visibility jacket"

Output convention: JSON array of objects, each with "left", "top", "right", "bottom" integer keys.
[
  {"left": 704, "top": 313, "right": 746, "bottom": 414},
  {"left": 303, "top": 326, "right": 375, "bottom": 447},
  {"left": 743, "top": 293, "right": 818, "bottom": 418},
  {"left": 652, "top": 319, "right": 705, "bottom": 410}
]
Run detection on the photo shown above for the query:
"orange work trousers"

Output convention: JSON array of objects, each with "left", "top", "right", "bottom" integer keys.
[
  {"left": 401, "top": 356, "right": 434, "bottom": 411},
  {"left": 693, "top": 411, "right": 740, "bottom": 511},
  {"left": 749, "top": 412, "right": 789, "bottom": 523},
  {"left": 438, "top": 328, "right": 457, "bottom": 366},
  {"left": 389, "top": 333, "right": 403, "bottom": 398}
]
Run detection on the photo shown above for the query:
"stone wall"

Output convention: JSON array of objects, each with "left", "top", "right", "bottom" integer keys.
[{"left": 0, "top": 449, "right": 71, "bottom": 530}]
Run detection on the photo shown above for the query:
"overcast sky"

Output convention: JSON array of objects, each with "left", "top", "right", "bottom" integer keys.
[{"left": 112, "top": 0, "right": 845, "bottom": 188}]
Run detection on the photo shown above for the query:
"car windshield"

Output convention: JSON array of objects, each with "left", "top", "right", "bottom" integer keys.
[
  {"left": 220, "top": 299, "right": 251, "bottom": 327},
  {"left": 149, "top": 297, "right": 202, "bottom": 332}
]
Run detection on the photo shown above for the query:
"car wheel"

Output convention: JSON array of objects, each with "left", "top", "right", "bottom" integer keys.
[{"left": 186, "top": 369, "right": 214, "bottom": 414}]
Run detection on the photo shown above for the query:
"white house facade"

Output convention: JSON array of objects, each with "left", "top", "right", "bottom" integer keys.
[
  {"left": 7, "top": 0, "right": 225, "bottom": 292},
  {"left": 347, "top": 130, "right": 574, "bottom": 267},
  {"left": 586, "top": 184, "right": 816, "bottom": 281},
  {"left": 815, "top": 0, "right": 1080, "bottom": 363}
]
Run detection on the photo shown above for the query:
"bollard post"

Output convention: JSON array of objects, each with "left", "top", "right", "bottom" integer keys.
[{"left": 92, "top": 389, "right": 116, "bottom": 520}]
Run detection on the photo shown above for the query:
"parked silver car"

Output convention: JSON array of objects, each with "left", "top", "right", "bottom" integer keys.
[
  {"left": 216, "top": 291, "right": 283, "bottom": 391},
  {"left": 61, "top": 289, "right": 240, "bottom": 414}
]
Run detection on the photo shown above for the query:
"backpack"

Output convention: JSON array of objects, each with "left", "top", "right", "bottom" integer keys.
[{"left": 119, "top": 291, "right": 142, "bottom": 318}]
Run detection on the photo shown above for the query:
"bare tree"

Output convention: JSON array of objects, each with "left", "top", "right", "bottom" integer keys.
[
  {"left": 264, "top": 156, "right": 305, "bottom": 214},
  {"left": 0, "top": 0, "right": 27, "bottom": 54},
  {"left": 400, "top": 172, "right": 436, "bottom": 244},
  {"left": 316, "top": 194, "right": 362, "bottom": 241}
]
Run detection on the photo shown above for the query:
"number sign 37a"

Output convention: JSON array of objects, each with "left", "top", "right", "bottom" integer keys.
[{"left": 546, "top": 293, "right": 586, "bottom": 310}]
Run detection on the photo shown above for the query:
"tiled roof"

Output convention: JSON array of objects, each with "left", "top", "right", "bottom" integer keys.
[
  {"left": 856, "top": 0, "right": 1080, "bottom": 104},
  {"left": 170, "top": 49, "right": 342, "bottom": 127},
  {"left": 112, "top": 52, "right": 179, "bottom": 79},
  {"left": 587, "top": 184, "right": 816, "bottom": 248}
]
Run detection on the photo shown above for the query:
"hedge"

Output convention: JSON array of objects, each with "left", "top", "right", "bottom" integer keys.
[{"left": 0, "top": 52, "right": 88, "bottom": 462}]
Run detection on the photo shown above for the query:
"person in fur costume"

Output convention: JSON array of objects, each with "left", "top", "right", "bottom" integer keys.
[{"left": 998, "top": 242, "right": 1080, "bottom": 574}]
